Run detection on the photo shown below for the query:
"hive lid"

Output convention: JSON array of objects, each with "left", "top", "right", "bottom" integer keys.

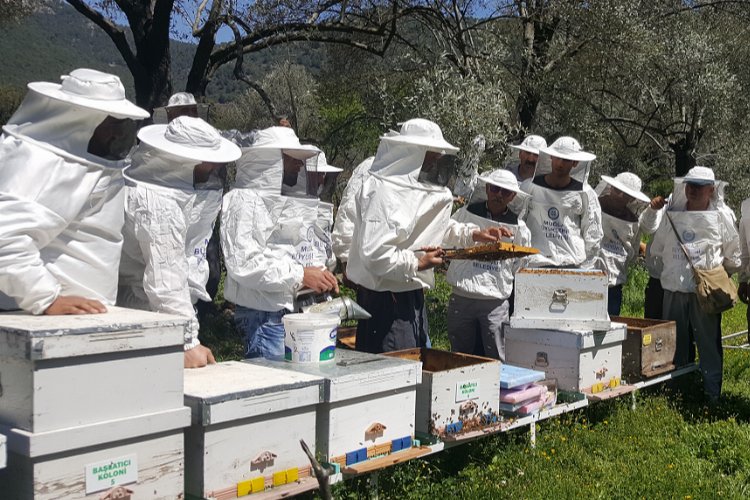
[
  {"left": 247, "top": 350, "right": 422, "bottom": 403},
  {"left": 0, "top": 307, "right": 187, "bottom": 359}
]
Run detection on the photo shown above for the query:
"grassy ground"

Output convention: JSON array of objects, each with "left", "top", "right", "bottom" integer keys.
[{"left": 199, "top": 264, "right": 750, "bottom": 499}]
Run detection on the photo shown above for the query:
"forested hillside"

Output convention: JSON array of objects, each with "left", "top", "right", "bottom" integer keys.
[{"left": 0, "top": 1, "right": 325, "bottom": 103}]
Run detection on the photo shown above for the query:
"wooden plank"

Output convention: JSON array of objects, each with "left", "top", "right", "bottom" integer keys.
[
  {"left": 341, "top": 447, "right": 432, "bottom": 475},
  {"left": 583, "top": 384, "right": 636, "bottom": 402},
  {"left": 246, "top": 476, "right": 321, "bottom": 499}
]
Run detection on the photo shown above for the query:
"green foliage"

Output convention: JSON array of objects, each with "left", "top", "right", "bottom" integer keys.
[{"left": 0, "top": 84, "right": 24, "bottom": 124}]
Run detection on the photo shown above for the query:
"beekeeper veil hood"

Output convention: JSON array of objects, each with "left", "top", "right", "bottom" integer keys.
[
  {"left": 471, "top": 168, "right": 530, "bottom": 217},
  {"left": 669, "top": 166, "right": 729, "bottom": 211},
  {"left": 595, "top": 172, "right": 651, "bottom": 219},
  {"left": 234, "top": 126, "right": 319, "bottom": 195},
  {"left": 535, "top": 136, "right": 596, "bottom": 184},
  {"left": 125, "top": 116, "right": 241, "bottom": 190},
  {"left": 306, "top": 151, "right": 343, "bottom": 199},
  {"left": 3, "top": 68, "right": 148, "bottom": 167},
  {"left": 370, "top": 118, "right": 459, "bottom": 188}
]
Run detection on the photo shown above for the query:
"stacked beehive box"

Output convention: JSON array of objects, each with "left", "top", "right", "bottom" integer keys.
[
  {"left": 183, "top": 361, "right": 325, "bottom": 498},
  {"left": 247, "top": 349, "right": 422, "bottom": 469},
  {"left": 0, "top": 307, "right": 191, "bottom": 499},
  {"left": 505, "top": 268, "right": 626, "bottom": 393}
]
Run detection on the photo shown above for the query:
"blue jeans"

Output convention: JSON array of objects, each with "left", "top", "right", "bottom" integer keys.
[{"left": 234, "top": 306, "right": 287, "bottom": 360}]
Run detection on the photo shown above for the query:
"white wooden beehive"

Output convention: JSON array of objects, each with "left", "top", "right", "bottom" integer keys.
[
  {"left": 504, "top": 323, "right": 626, "bottom": 392},
  {"left": 511, "top": 268, "right": 611, "bottom": 331},
  {"left": 0, "top": 307, "right": 188, "bottom": 434},
  {"left": 248, "top": 350, "right": 421, "bottom": 467},
  {"left": 183, "top": 361, "right": 325, "bottom": 499},
  {"left": 384, "top": 349, "right": 501, "bottom": 438},
  {"left": 0, "top": 422, "right": 186, "bottom": 499}
]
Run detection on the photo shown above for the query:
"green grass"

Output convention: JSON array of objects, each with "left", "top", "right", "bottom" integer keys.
[{"left": 199, "top": 265, "right": 750, "bottom": 499}]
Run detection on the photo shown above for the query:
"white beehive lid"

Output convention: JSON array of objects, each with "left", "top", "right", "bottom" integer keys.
[
  {"left": 0, "top": 307, "right": 188, "bottom": 359},
  {"left": 184, "top": 361, "right": 324, "bottom": 425},
  {"left": 247, "top": 350, "right": 422, "bottom": 403}
]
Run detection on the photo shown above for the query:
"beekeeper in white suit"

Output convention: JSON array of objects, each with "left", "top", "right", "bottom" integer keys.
[
  {"left": 521, "top": 136, "right": 603, "bottom": 268},
  {"left": 446, "top": 169, "right": 531, "bottom": 360},
  {"left": 221, "top": 127, "right": 339, "bottom": 360},
  {"left": 739, "top": 197, "right": 750, "bottom": 336},
  {"left": 650, "top": 166, "right": 740, "bottom": 402},
  {"left": 117, "top": 116, "right": 241, "bottom": 368},
  {"left": 331, "top": 156, "right": 374, "bottom": 287},
  {"left": 347, "top": 118, "right": 512, "bottom": 354},
  {"left": 307, "top": 152, "right": 343, "bottom": 274},
  {"left": 595, "top": 172, "right": 664, "bottom": 315},
  {"left": 506, "top": 134, "right": 547, "bottom": 182},
  {"left": 0, "top": 68, "right": 148, "bottom": 315}
]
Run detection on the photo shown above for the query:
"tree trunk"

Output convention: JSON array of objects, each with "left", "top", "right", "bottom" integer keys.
[
  {"left": 124, "top": 0, "right": 175, "bottom": 111},
  {"left": 672, "top": 139, "right": 696, "bottom": 178}
]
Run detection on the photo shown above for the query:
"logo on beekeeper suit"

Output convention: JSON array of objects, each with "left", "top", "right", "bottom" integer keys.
[
  {"left": 682, "top": 229, "right": 696, "bottom": 242},
  {"left": 547, "top": 207, "right": 560, "bottom": 220}
]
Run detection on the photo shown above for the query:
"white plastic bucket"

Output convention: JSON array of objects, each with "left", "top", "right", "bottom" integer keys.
[{"left": 283, "top": 313, "right": 340, "bottom": 363}]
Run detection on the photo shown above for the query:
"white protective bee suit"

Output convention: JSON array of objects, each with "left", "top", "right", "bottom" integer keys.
[
  {"left": 117, "top": 117, "right": 241, "bottom": 350},
  {"left": 650, "top": 175, "right": 740, "bottom": 295},
  {"left": 221, "top": 127, "right": 324, "bottom": 359},
  {"left": 0, "top": 69, "right": 148, "bottom": 314},
  {"left": 739, "top": 198, "right": 750, "bottom": 333},
  {"left": 520, "top": 137, "right": 603, "bottom": 269},
  {"left": 649, "top": 166, "right": 741, "bottom": 400},
  {"left": 331, "top": 156, "right": 374, "bottom": 263},
  {"left": 308, "top": 152, "right": 343, "bottom": 272},
  {"left": 595, "top": 173, "right": 662, "bottom": 287},
  {"left": 447, "top": 170, "right": 532, "bottom": 300},
  {"left": 221, "top": 127, "right": 322, "bottom": 313},
  {"left": 740, "top": 198, "right": 750, "bottom": 284},
  {"left": 346, "top": 119, "right": 479, "bottom": 353},
  {"left": 446, "top": 169, "right": 532, "bottom": 360}
]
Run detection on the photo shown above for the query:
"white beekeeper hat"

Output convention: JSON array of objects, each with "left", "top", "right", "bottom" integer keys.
[
  {"left": 478, "top": 168, "right": 524, "bottom": 194},
  {"left": 166, "top": 92, "right": 197, "bottom": 108},
  {"left": 28, "top": 68, "right": 149, "bottom": 119},
  {"left": 601, "top": 172, "right": 650, "bottom": 203},
  {"left": 246, "top": 126, "right": 320, "bottom": 160},
  {"left": 540, "top": 136, "right": 596, "bottom": 162},
  {"left": 307, "top": 151, "right": 343, "bottom": 172},
  {"left": 679, "top": 166, "right": 716, "bottom": 185},
  {"left": 380, "top": 118, "right": 459, "bottom": 154},
  {"left": 137, "top": 116, "right": 241, "bottom": 163},
  {"left": 509, "top": 135, "right": 547, "bottom": 155}
]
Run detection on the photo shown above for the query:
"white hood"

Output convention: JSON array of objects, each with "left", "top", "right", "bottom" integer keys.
[
  {"left": 125, "top": 144, "right": 198, "bottom": 191},
  {"left": 369, "top": 140, "right": 444, "bottom": 192},
  {"left": 235, "top": 147, "right": 284, "bottom": 193},
  {"left": 3, "top": 89, "right": 120, "bottom": 169}
]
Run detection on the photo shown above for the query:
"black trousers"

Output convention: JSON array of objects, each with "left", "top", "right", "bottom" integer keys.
[{"left": 355, "top": 286, "right": 430, "bottom": 354}]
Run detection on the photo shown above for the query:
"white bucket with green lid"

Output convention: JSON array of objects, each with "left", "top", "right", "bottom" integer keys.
[{"left": 283, "top": 313, "right": 340, "bottom": 363}]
